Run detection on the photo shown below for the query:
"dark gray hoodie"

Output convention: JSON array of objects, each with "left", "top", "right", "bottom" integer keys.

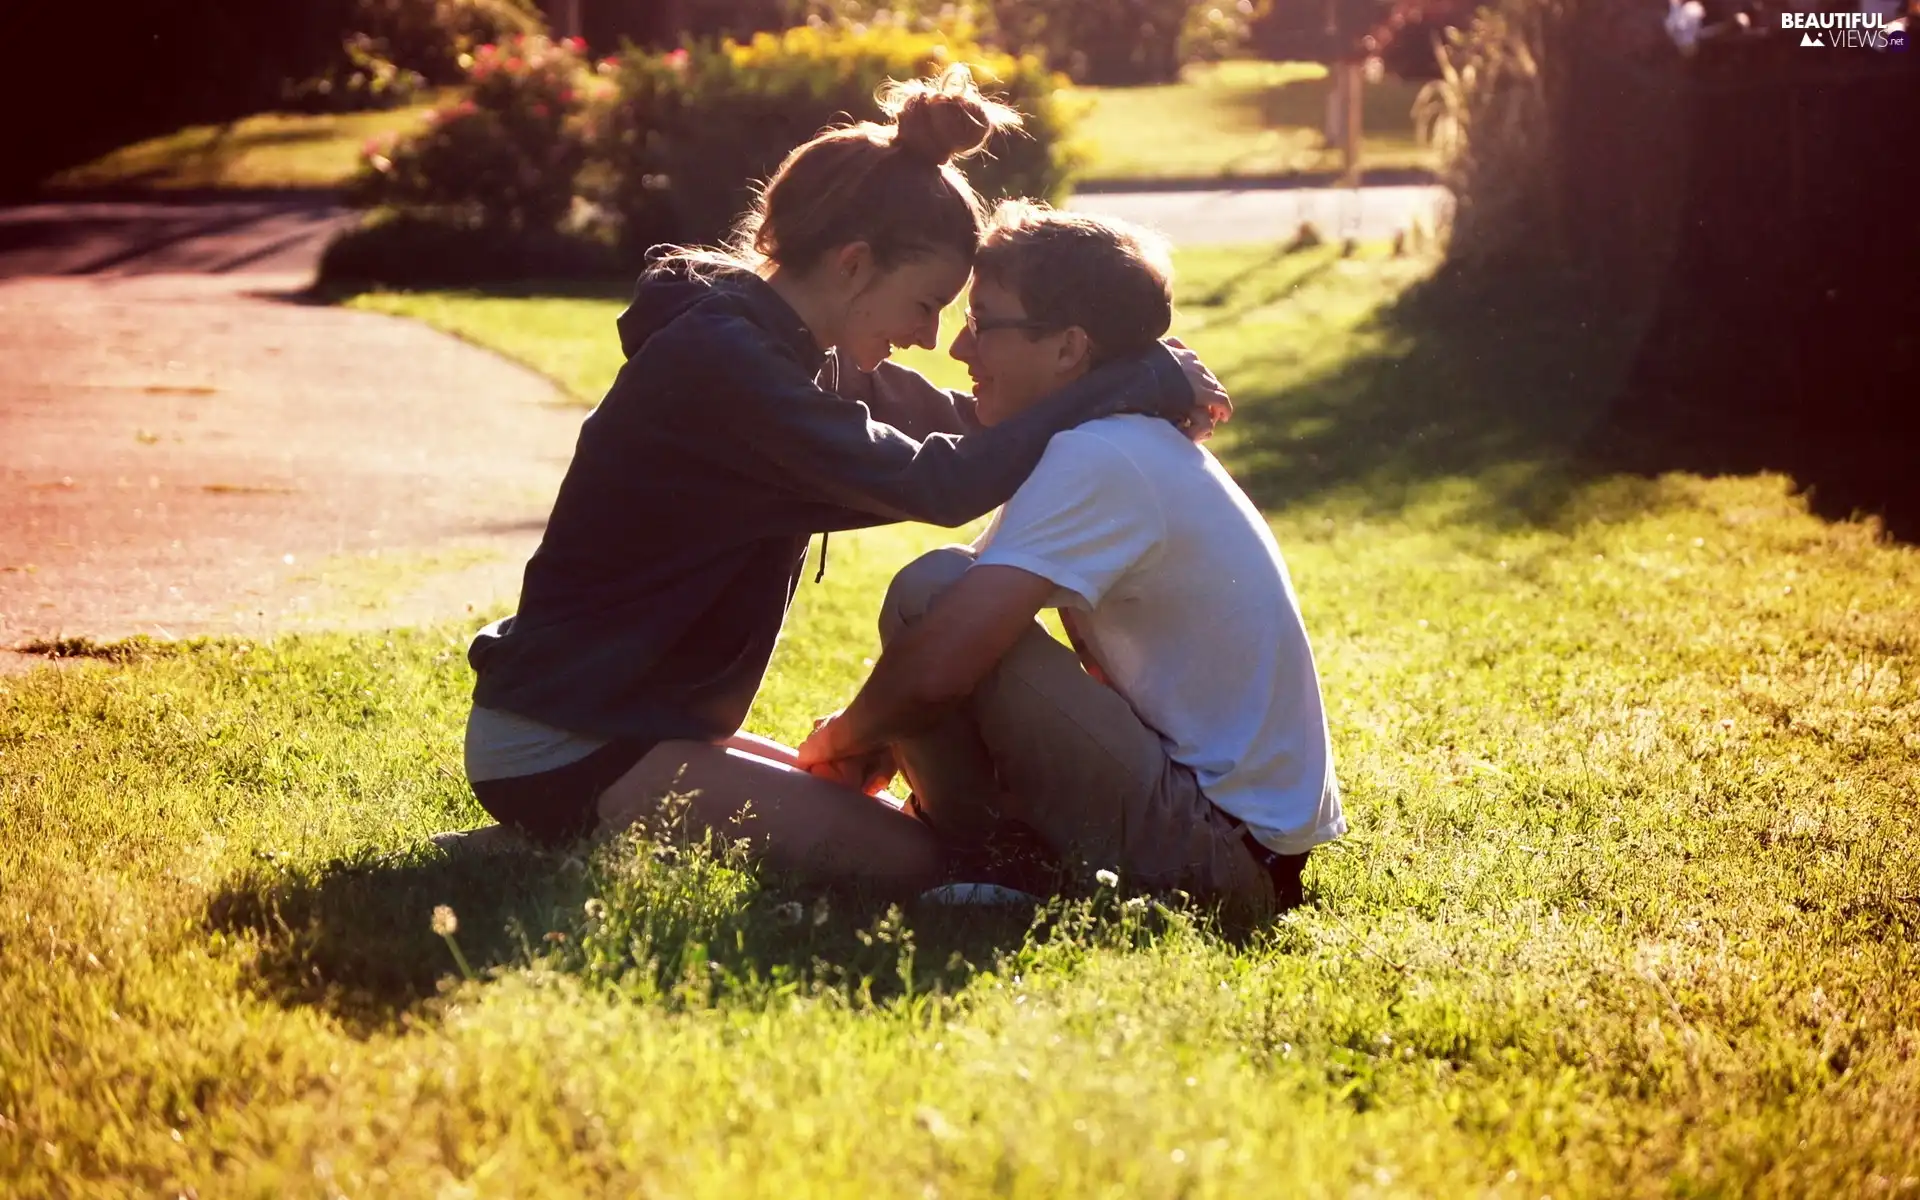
[{"left": 468, "top": 259, "right": 1191, "bottom": 744}]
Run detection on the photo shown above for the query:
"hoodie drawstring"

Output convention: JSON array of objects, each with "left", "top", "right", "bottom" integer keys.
[{"left": 814, "top": 531, "right": 830, "bottom": 583}]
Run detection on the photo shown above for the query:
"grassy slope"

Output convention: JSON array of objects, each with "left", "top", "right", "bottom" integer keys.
[
  {"left": 1073, "top": 61, "right": 1435, "bottom": 182},
  {"left": 45, "top": 100, "right": 444, "bottom": 192},
  {"left": 6, "top": 247, "right": 1919, "bottom": 1197}
]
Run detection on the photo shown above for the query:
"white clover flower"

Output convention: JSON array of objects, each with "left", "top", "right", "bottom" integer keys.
[
  {"left": 430, "top": 905, "right": 458, "bottom": 937},
  {"left": 583, "top": 898, "right": 607, "bottom": 922},
  {"left": 773, "top": 901, "right": 804, "bottom": 925},
  {"left": 1124, "top": 896, "right": 1149, "bottom": 911},
  {"left": 1095, "top": 868, "right": 1120, "bottom": 888}
]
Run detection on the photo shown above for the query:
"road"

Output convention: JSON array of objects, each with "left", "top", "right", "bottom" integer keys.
[{"left": 1068, "top": 183, "right": 1451, "bottom": 247}]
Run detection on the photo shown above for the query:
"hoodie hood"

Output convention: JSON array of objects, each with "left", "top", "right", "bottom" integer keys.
[
  {"left": 616, "top": 255, "right": 823, "bottom": 371},
  {"left": 616, "top": 257, "right": 729, "bottom": 360}
]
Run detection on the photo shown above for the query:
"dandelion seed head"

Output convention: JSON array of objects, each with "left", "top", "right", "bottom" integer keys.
[
  {"left": 430, "top": 905, "right": 458, "bottom": 937},
  {"left": 1095, "top": 869, "right": 1119, "bottom": 888},
  {"left": 583, "top": 898, "right": 607, "bottom": 921}
]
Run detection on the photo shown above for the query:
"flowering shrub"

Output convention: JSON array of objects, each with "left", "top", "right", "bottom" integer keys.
[
  {"left": 354, "top": 0, "right": 548, "bottom": 83},
  {"left": 588, "top": 24, "right": 1082, "bottom": 254},
  {"left": 334, "top": 24, "right": 1083, "bottom": 281},
  {"left": 351, "top": 34, "right": 593, "bottom": 231}
]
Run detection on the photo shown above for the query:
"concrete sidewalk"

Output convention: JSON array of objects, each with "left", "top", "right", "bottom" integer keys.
[
  {"left": 1068, "top": 183, "right": 1450, "bottom": 247},
  {"left": 0, "top": 198, "right": 583, "bottom": 667}
]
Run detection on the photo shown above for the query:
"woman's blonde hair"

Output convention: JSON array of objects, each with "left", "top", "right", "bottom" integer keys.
[{"left": 667, "top": 65, "right": 1022, "bottom": 276}]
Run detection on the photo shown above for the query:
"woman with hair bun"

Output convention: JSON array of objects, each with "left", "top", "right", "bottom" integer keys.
[{"left": 452, "top": 66, "right": 1230, "bottom": 893}]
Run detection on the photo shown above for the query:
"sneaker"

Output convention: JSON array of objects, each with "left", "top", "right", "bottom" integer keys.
[
  {"left": 428, "top": 825, "right": 529, "bottom": 855},
  {"left": 918, "top": 882, "right": 1042, "bottom": 906}
]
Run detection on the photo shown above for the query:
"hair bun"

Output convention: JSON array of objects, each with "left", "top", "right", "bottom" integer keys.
[{"left": 880, "top": 65, "right": 1022, "bottom": 166}]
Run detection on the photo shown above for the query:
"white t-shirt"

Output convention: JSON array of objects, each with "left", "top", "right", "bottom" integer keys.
[{"left": 973, "top": 415, "right": 1345, "bottom": 855}]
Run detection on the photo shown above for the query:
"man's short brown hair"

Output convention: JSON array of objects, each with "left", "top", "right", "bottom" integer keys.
[{"left": 972, "top": 201, "right": 1174, "bottom": 365}]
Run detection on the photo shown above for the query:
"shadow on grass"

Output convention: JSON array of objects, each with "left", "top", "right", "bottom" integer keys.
[
  {"left": 1195, "top": 244, "right": 1917, "bottom": 540},
  {"left": 1198, "top": 254, "right": 1659, "bottom": 530},
  {"left": 202, "top": 836, "right": 1050, "bottom": 1029}
]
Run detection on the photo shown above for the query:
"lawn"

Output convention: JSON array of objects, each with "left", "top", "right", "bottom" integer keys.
[
  {"left": 44, "top": 61, "right": 1432, "bottom": 195},
  {"left": 1072, "top": 60, "right": 1437, "bottom": 184},
  {"left": 6, "top": 246, "right": 1919, "bottom": 1197},
  {"left": 44, "top": 99, "right": 445, "bottom": 192}
]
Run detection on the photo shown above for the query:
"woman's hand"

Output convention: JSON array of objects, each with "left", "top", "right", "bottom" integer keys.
[
  {"left": 798, "top": 714, "right": 898, "bottom": 796},
  {"left": 1165, "top": 338, "right": 1232, "bottom": 442}
]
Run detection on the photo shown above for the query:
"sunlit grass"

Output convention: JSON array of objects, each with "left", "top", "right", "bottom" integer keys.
[
  {"left": 1073, "top": 60, "right": 1436, "bottom": 182},
  {"left": 46, "top": 98, "right": 446, "bottom": 192},
  {"left": 6, "top": 245, "right": 1918, "bottom": 1196}
]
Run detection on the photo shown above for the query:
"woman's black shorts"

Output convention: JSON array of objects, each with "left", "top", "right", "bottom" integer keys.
[{"left": 469, "top": 737, "right": 657, "bottom": 847}]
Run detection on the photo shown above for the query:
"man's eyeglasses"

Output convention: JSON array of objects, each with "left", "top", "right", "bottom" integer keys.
[{"left": 965, "top": 311, "right": 1055, "bottom": 338}]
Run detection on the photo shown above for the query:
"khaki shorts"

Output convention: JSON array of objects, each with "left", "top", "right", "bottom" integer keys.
[{"left": 881, "top": 548, "right": 1277, "bottom": 913}]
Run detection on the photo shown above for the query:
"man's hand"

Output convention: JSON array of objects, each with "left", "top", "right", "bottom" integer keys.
[{"left": 1165, "top": 338, "right": 1232, "bottom": 442}]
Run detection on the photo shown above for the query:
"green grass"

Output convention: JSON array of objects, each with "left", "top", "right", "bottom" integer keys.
[
  {"left": 1073, "top": 60, "right": 1436, "bottom": 183},
  {"left": 7, "top": 246, "right": 1920, "bottom": 1196},
  {"left": 51, "top": 60, "right": 1429, "bottom": 196},
  {"left": 45, "top": 99, "right": 446, "bottom": 192}
]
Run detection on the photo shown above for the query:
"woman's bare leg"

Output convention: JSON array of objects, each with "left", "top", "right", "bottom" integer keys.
[
  {"left": 595, "top": 740, "right": 945, "bottom": 894},
  {"left": 721, "top": 730, "right": 800, "bottom": 767}
]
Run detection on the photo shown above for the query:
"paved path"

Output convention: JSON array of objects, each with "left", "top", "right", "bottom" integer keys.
[
  {"left": 0, "top": 199, "right": 584, "bottom": 669},
  {"left": 0, "top": 197, "right": 353, "bottom": 278},
  {"left": 1068, "top": 183, "right": 1450, "bottom": 247}
]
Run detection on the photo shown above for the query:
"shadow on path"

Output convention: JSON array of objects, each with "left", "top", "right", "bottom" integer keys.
[{"left": 0, "top": 197, "right": 348, "bottom": 279}]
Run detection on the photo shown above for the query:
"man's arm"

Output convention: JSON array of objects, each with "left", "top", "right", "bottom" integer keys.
[{"left": 796, "top": 565, "right": 1059, "bottom": 769}]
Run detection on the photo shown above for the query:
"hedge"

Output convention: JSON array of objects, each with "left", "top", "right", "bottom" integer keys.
[{"left": 325, "top": 22, "right": 1082, "bottom": 284}]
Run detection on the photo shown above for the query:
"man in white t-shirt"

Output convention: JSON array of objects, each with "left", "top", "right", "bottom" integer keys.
[{"left": 798, "top": 202, "right": 1345, "bottom": 912}]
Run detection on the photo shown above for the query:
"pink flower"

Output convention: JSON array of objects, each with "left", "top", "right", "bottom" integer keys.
[
  {"left": 534, "top": 103, "right": 551, "bottom": 118},
  {"left": 559, "top": 88, "right": 576, "bottom": 104},
  {"left": 664, "top": 48, "right": 690, "bottom": 71},
  {"left": 507, "top": 57, "right": 524, "bottom": 72},
  {"left": 564, "top": 36, "right": 587, "bottom": 53}
]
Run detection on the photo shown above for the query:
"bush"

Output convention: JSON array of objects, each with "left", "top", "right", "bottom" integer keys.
[
  {"left": 282, "top": 36, "right": 431, "bottom": 112},
  {"left": 1365, "top": 0, "right": 1477, "bottom": 80},
  {"left": 589, "top": 24, "right": 1083, "bottom": 253},
  {"left": 317, "top": 209, "right": 621, "bottom": 288},
  {"left": 281, "top": 0, "right": 547, "bottom": 112},
  {"left": 989, "top": 0, "right": 1194, "bottom": 84},
  {"left": 351, "top": 0, "right": 548, "bottom": 83},
  {"left": 350, "top": 34, "right": 595, "bottom": 232},
  {"left": 1179, "top": 0, "right": 1265, "bottom": 64},
  {"left": 330, "top": 23, "right": 1083, "bottom": 282}
]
